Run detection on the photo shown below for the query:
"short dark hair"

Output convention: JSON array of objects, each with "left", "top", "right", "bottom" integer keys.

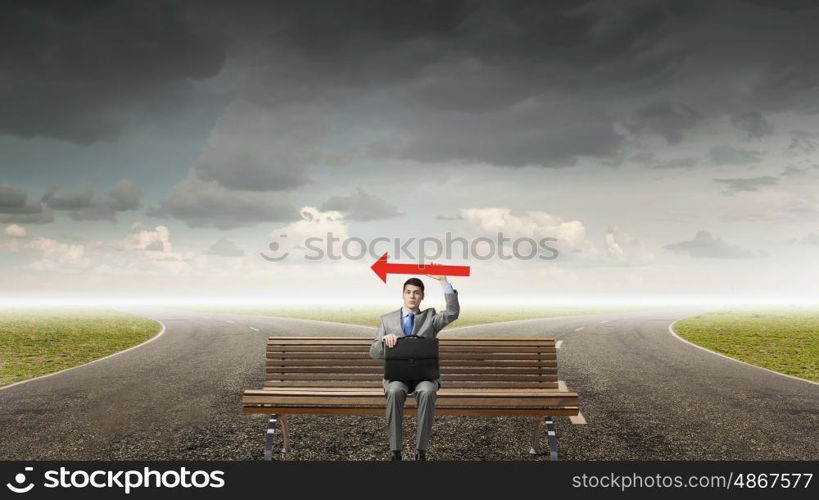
[{"left": 403, "top": 277, "right": 424, "bottom": 292}]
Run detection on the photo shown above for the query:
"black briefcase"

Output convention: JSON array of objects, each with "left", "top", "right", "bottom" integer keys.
[{"left": 384, "top": 335, "right": 440, "bottom": 382}]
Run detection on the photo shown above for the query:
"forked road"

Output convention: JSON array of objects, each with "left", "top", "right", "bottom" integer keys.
[{"left": 0, "top": 308, "right": 816, "bottom": 460}]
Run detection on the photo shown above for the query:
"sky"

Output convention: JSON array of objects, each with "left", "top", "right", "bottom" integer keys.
[{"left": 1, "top": 0, "right": 818, "bottom": 305}]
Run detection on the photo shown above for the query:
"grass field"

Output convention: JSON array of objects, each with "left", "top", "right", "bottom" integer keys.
[
  {"left": 185, "top": 304, "right": 648, "bottom": 327},
  {"left": 674, "top": 308, "right": 819, "bottom": 382},
  {"left": 0, "top": 308, "right": 161, "bottom": 387}
]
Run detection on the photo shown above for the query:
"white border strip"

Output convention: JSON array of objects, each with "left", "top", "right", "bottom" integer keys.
[
  {"left": 668, "top": 319, "right": 819, "bottom": 387},
  {"left": 0, "top": 319, "right": 166, "bottom": 392}
]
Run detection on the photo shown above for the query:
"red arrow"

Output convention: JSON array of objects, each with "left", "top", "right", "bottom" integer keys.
[{"left": 370, "top": 253, "right": 471, "bottom": 283}]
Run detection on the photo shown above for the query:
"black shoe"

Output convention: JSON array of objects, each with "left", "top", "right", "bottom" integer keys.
[
  {"left": 391, "top": 450, "right": 402, "bottom": 461},
  {"left": 415, "top": 450, "right": 427, "bottom": 461}
]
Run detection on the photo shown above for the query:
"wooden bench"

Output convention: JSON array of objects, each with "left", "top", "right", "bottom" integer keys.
[{"left": 242, "top": 337, "right": 584, "bottom": 460}]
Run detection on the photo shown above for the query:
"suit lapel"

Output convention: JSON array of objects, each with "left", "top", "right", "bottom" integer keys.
[
  {"left": 392, "top": 308, "right": 403, "bottom": 334},
  {"left": 412, "top": 309, "right": 428, "bottom": 336}
]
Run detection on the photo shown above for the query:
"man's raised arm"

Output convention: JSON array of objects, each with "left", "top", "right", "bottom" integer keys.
[{"left": 429, "top": 274, "right": 460, "bottom": 333}]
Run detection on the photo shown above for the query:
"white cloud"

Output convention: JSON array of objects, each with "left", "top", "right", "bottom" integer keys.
[
  {"left": 4, "top": 224, "right": 26, "bottom": 237},
  {"left": 604, "top": 227, "right": 655, "bottom": 265},
  {"left": 0, "top": 239, "right": 21, "bottom": 252},
  {"left": 16, "top": 224, "right": 211, "bottom": 275},
  {"left": 26, "top": 237, "right": 90, "bottom": 270},
  {"left": 460, "top": 207, "right": 589, "bottom": 250},
  {"left": 269, "top": 207, "right": 349, "bottom": 243},
  {"left": 458, "top": 207, "right": 653, "bottom": 266}
]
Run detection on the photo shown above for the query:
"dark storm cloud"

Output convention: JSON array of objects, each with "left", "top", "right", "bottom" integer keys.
[
  {"left": 43, "top": 186, "right": 95, "bottom": 210},
  {"left": 664, "top": 231, "right": 759, "bottom": 259},
  {"left": 0, "top": 0, "right": 225, "bottom": 144},
  {"left": 133, "top": 0, "right": 819, "bottom": 224},
  {"left": 393, "top": 98, "right": 625, "bottom": 166},
  {"left": 147, "top": 177, "right": 299, "bottom": 229},
  {"left": 628, "top": 101, "right": 704, "bottom": 144},
  {"left": 193, "top": 148, "right": 311, "bottom": 192},
  {"left": 241, "top": 0, "right": 698, "bottom": 93},
  {"left": 0, "top": 184, "right": 53, "bottom": 224},
  {"left": 167, "top": 0, "right": 709, "bottom": 169},
  {"left": 195, "top": 0, "right": 819, "bottom": 170},
  {"left": 42, "top": 180, "right": 143, "bottom": 222},
  {"left": 739, "top": 0, "right": 819, "bottom": 10},
  {"left": 187, "top": 102, "right": 317, "bottom": 192},
  {"left": 0, "top": 185, "right": 27, "bottom": 207},
  {"left": 319, "top": 187, "right": 402, "bottom": 221},
  {"left": 7, "top": 0, "right": 819, "bottom": 179}
]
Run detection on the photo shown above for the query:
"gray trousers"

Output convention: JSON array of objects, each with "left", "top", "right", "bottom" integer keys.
[{"left": 385, "top": 380, "right": 437, "bottom": 451}]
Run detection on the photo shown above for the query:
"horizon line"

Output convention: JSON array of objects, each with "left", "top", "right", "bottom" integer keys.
[{"left": 0, "top": 295, "right": 817, "bottom": 308}]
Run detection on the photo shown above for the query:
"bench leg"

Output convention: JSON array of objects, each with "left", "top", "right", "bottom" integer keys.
[
  {"left": 264, "top": 414, "right": 279, "bottom": 461},
  {"left": 545, "top": 417, "right": 558, "bottom": 461},
  {"left": 528, "top": 416, "right": 559, "bottom": 461},
  {"left": 280, "top": 415, "right": 291, "bottom": 454},
  {"left": 264, "top": 414, "right": 292, "bottom": 461}
]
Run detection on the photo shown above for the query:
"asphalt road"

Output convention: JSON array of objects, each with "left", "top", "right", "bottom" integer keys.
[{"left": 0, "top": 307, "right": 816, "bottom": 460}]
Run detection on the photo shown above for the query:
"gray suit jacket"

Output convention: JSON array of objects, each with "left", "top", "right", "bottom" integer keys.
[{"left": 369, "top": 289, "right": 460, "bottom": 391}]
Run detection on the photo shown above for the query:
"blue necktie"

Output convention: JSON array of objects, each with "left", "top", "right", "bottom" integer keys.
[{"left": 403, "top": 312, "right": 414, "bottom": 336}]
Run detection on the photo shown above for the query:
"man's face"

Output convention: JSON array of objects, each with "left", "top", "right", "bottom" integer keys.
[{"left": 403, "top": 284, "right": 424, "bottom": 311}]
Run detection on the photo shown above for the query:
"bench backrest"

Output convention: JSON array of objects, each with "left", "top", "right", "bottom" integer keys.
[{"left": 265, "top": 337, "right": 558, "bottom": 390}]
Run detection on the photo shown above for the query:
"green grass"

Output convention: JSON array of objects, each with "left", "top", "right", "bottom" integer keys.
[
  {"left": 675, "top": 308, "right": 819, "bottom": 382},
  {"left": 0, "top": 308, "right": 161, "bottom": 387},
  {"left": 185, "top": 304, "right": 648, "bottom": 328}
]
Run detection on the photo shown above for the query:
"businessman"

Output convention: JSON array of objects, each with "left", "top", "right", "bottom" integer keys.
[{"left": 369, "top": 269, "right": 460, "bottom": 461}]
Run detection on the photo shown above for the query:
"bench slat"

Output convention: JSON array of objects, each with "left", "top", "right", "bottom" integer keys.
[
  {"left": 253, "top": 386, "right": 569, "bottom": 393},
  {"left": 265, "top": 366, "right": 556, "bottom": 374},
  {"left": 264, "top": 373, "right": 556, "bottom": 381},
  {"left": 264, "top": 359, "right": 558, "bottom": 367},
  {"left": 262, "top": 380, "right": 558, "bottom": 388},
  {"left": 243, "top": 396, "right": 576, "bottom": 407},
  {"left": 265, "top": 353, "right": 557, "bottom": 361},
  {"left": 268, "top": 345, "right": 555, "bottom": 353},
  {"left": 243, "top": 407, "right": 580, "bottom": 417},
  {"left": 266, "top": 337, "right": 555, "bottom": 342},
  {"left": 245, "top": 388, "right": 575, "bottom": 396},
  {"left": 267, "top": 340, "right": 556, "bottom": 345}
]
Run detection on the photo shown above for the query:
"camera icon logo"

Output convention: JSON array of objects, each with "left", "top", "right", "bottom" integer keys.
[{"left": 6, "top": 467, "right": 35, "bottom": 494}]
